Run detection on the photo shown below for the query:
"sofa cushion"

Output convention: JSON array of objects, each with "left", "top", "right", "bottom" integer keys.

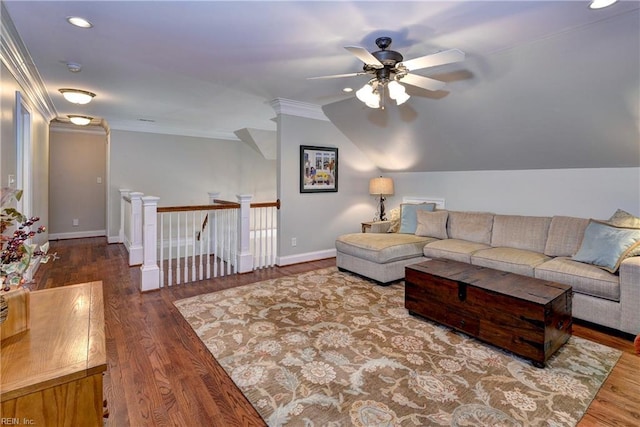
[
  {"left": 535, "top": 257, "right": 620, "bottom": 302},
  {"left": 423, "top": 239, "right": 491, "bottom": 264},
  {"left": 447, "top": 211, "right": 494, "bottom": 244},
  {"left": 335, "top": 233, "right": 435, "bottom": 264},
  {"left": 387, "top": 207, "right": 401, "bottom": 233},
  {"left": 491, "top": 214, "right": 551, "bottom": 253},
  {"left": 398, "top": 203, "right": 436, "bottom": 234},
  {"left": 544, "top": 216, "right": 590, "bottom": 257},
  {"left": 608, "top": 209, "right": 640, "bottom": 228},
  {"left": 415, "top": 210, "right": 448, "bottom": 239},
  {"left": 571, "top": 220, "right": 640, "bottom": 273},
  {"left": 471, "top": 247, "right": 551, "bottom": 277}
]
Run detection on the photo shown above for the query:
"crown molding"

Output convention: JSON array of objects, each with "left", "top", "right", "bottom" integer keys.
[
  {"left": 50, "top": 121, "right": 108, "bottom": 135},
  {"left": 1, "top": 2, "right": 57, "bottom": 121},
  {"left": 269, "top": 98, "right": 329, "bottom": 122}
]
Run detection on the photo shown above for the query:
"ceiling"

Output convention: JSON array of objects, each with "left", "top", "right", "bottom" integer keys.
[{"left": 3, "top": 1, "right": 639, "bottom": 171}]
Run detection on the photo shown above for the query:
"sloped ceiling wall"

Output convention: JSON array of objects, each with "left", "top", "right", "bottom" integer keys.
[{"left": 323, "top": 10, "right": 639, "bottom": 172}]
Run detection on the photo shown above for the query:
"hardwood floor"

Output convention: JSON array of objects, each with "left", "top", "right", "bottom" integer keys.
[{"left": 33, "top": 237, "right": 639, "bottom": 426}]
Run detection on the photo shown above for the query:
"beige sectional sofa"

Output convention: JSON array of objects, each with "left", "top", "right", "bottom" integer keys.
[{"left": 336, "top": 208, "right": 640, "bottom": 336}]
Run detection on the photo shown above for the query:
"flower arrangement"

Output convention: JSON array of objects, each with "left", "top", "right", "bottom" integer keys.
[{"left": 1, "top": 187, "right": 53, "bottom": 291}]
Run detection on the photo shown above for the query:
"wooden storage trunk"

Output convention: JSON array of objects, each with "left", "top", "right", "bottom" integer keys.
[{"left": 405, "top": 258, "right": 572, "bottom": 367}]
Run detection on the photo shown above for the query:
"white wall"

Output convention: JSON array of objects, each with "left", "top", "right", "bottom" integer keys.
[
  {"left": 276, "top": 112, "right": 379, "bottom": 265},
  {"left": 388, "top": 168, "right": 640, "bottom": 219},
  {"left": 108, "top": 129, "right": 277, "bottom": 240},
  {"left": 1, "top": 62, "right": 50, "bottom": 247}
]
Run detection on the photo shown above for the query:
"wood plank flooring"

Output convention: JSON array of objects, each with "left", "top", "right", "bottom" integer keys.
[{"left": 32, "top": 237, "right": 639, "bottom": 426}]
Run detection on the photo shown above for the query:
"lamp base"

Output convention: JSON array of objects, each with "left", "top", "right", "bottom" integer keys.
[{"left": 378, "top": 196, "right": 387, "bottom": 221}]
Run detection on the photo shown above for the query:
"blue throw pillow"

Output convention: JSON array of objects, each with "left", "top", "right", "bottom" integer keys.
[
  {"left": 398, "top": 203, "right": 436, "bottom": 234},
  {"left": 572, "top": 220, "right": 640, "bottom": 273}
]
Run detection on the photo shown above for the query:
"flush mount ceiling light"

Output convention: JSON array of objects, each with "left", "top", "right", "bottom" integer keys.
[
  {"left": 68, "top": 115, "right": 93, "bottom": 126},
  {"left": 589, "top": 0, "right": 618, "bottom": 9},
  {"left": 66, "top": 16, "right": 93, "bottom": 28},
  {"left": 59, "top": 88, "right": 96, "bottom": 104}
]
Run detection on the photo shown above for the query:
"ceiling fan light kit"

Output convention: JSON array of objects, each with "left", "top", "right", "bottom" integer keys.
[{"left": 311, "top": 36, "right": 465, "bottom": 109}]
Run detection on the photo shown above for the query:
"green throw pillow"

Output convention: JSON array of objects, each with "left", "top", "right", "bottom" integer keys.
[
  {"left": 572, "top": 220, "right": 640, "bottom": 273},
  {"left": 398, "top": 203, "right": 436, "bottom": 234}
]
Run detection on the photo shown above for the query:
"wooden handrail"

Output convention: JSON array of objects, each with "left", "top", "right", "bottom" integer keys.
[
  {"left": 157, "top": 203, "right": 239, "bottom": 213},
  {"left": 250, "top": 199, "right": 280, "bottom": 209}
]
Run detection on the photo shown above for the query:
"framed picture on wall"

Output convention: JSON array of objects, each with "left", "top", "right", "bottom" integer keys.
[{"left": 300, "top": 145, "right": 338, "bottom": 193}]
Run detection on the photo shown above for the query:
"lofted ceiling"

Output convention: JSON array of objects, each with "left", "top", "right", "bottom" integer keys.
[{"left": 3, "top": 1, "right": 639, "bottom": 171}]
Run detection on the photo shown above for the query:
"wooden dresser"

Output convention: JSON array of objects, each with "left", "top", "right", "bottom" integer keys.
[{"left": 1, "top": 282, "right": 106, "bottom": 426}]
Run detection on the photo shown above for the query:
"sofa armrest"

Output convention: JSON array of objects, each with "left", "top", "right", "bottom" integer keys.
[
  {"left": 619, "top": 256, "right": 640, "bottom": 335},
  {"left": 370, "top": 221, "right": 392, "bottom": 233}
]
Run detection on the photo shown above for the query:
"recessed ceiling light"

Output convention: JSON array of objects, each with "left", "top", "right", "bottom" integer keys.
[
  {"left": 66, "top": 16, "right": 93, "bottom": 28},
  {"left": 59, "top": 88, "right": 96, "bottom": 104},
  {"left": 589, "top": 0, "right": 618, "bottom": 9},
  {"left": 68, "top": 115, "right": 93, "bottom": 126},
  {"left": 343, "top": 87, "right": 353, "bottom": 93}
]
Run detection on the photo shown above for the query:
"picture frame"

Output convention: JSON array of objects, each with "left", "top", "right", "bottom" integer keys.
[{"left": 300, "top": 145, "right": 338, "bottom": 193}]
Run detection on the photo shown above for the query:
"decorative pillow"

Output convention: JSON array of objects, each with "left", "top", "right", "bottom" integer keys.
[
  {"left": 398, "top": 203, "right": 436, "bottom": 234},
  {"left": 572, "top": 220, "right": 640, "bottom": 273},
  {"left": 415, "top": 210, "right": 448, "bottom": 239},
  {"left": 386, "top": 207, "right": 401, "bottom": 233},
  {"left": 608, "top": 209, "right": 640, "bottom": 229}
]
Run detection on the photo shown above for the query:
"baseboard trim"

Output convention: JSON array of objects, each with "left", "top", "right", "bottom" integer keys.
[
  {"left": 107, "top": 235, "right": 122, "bottom": 244},
  {"left": 49, "top": 230, "right": 106, "bottom": 240},
  {"left": 276, "top": 248, "right": 336, "bottom": 266}
]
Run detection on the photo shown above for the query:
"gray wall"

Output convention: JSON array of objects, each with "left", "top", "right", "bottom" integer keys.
[
  {"left": 107, "top": 129, "right": 277, "bottom": 240},
  {"left": 49, "top": 126, "right": 107, "bottom": 238},
  {"left": 386, "top": 168, "right": 640, "bottom": 219},
  {"left": 276, "top": 113, "right": 379, "bottom": 264}
]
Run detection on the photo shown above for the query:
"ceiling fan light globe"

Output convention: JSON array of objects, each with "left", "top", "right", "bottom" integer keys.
[
  {"left": 356, "top": 84, "right": 374, "bottom": 103},
  {"left": 387, "top": 81, "right": 406, "bottom": 100},
  {"left": 365, "top": 92, "right": 381, "bottom": 108},
  {"left": 394, "top": 92, "right": 410, "bottom": 105}
]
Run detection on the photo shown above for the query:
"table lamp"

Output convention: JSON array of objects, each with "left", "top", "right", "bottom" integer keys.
[{"left": 369, "top": 176, "right": 394, "bottom": 221}]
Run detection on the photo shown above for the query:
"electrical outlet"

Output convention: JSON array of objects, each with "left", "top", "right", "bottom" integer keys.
[
  {"left": 291, "top": 237, "right": 297, "bottom": 247},
  {"left": 72, "top": 218, "right": 79, "bottom": 227}
]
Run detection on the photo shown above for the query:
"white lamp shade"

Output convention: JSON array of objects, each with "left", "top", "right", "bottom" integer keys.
[
  {"left": 68, "top": 115, "right": 93, "bottom": 126},
  {"left": 59, "top": 89, "right": 96, "bottom": 104},
  {"left": 369, "top": 177, "right": 394, "bottom": 195}
]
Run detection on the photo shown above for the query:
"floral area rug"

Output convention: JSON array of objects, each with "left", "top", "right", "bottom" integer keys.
[{"left": 174, "top": 267, "right": 621, "bottom": 427}]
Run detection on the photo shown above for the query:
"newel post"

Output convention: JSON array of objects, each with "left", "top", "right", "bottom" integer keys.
[
  {"left": 118, "top": 189, "right": 131, "bottom": 244},
  {"left": 140, "top": 196, "right": 161, "bottom": 292},
  {"left": 236, "top": 194, "right": 253, "bottom": 273},
  {"left": 208, "top": 191, "right": 220, "bottom": 204},
  {"left": 129, "top": 192, "right": 144, "bottom": 266}
]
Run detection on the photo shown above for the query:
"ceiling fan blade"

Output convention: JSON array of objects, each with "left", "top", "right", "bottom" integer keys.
[
  {"left": 307, "top": 72, "right": 367, "bottom": 80},
  {"left": 400, "top": 48, "right": 465, "bottom": 71},
  {"left": 344, "top": 46, "right": 384, "bottom": 69},
  {"left": 400, "top": 74, "right": 446, "bottom": 91}
]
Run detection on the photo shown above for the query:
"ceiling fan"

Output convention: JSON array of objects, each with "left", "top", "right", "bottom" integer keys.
[{"left": 309, "top": 37, "right": 465, "bottom": 108}]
